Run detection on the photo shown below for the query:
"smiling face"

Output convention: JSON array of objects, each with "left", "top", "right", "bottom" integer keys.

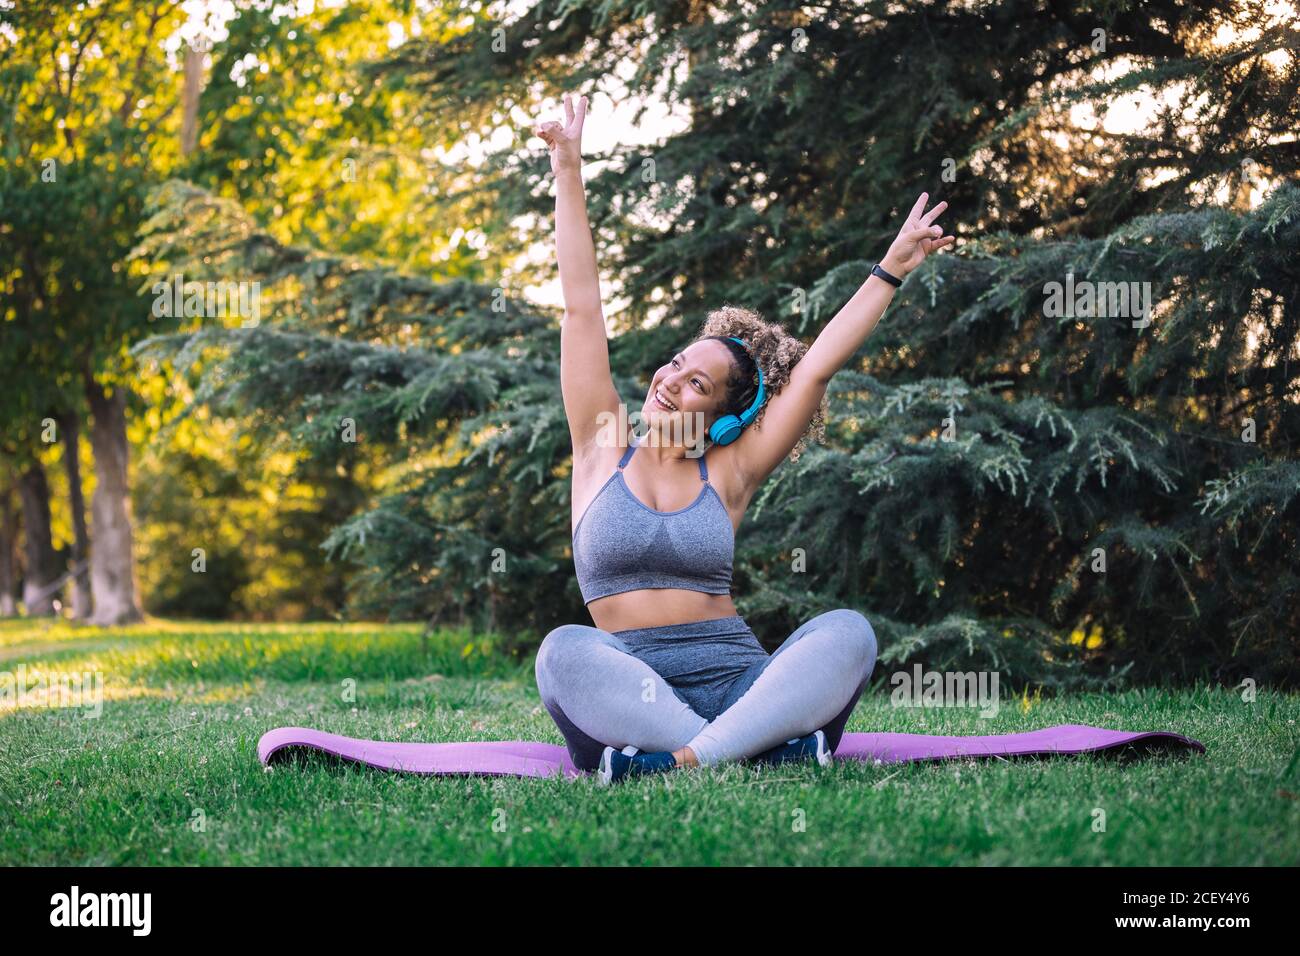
[{"left": 640, "top": 338, "right": 737, "bottom": 444}]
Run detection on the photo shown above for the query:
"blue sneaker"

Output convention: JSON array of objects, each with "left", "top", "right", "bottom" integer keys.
[
  {"left": 597, "top": 745, "right": 679, "bottom": 786},
  {"left": 751, "top": 729, "right": 833, "bottom": 767}
]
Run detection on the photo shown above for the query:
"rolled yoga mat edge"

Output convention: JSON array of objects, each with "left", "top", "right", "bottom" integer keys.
[
  {"left": 258, "top": 727, "right": 579, "bottom": 778},
  {"left": 833, "top": 723, "right": 1207, "bottom": 764},
  {"left": 258, "top": 723, "right": 1205, "bottom": 779}
]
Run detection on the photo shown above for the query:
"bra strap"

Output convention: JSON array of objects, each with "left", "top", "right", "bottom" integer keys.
[{"left": 617, "top": 437, "right": 708, "bottom": 481}]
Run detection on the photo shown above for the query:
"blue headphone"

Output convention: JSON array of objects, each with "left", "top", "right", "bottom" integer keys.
[{"left": 707, "top": 336, "right": 766, "bottom": 446}]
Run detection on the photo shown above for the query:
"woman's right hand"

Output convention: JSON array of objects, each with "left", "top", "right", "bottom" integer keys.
[{"left": 534, "top": 92, "right": 587, "bottom": 175}]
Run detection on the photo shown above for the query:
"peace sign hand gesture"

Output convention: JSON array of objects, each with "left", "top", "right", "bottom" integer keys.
[
  {"left": 880, "top": 192, "right": 956, "bottom": 279},
  {"left": 533, "top": 92, "right": 588, "bottom": 176}
]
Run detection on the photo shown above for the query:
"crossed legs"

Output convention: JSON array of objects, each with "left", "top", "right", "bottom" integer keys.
[
  {"left": 684, "top": 609, "right": 878, "bottom": 765},
  {"left": 534, "top": 609, "right": 878, "bottom": 772}
]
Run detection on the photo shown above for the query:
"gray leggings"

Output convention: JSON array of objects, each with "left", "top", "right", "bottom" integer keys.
[{"left": 534, "top": 608, "right": 878, "bottom": 771}]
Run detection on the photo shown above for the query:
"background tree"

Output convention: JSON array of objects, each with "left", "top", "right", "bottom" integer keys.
[
  {"left": 126, "top": 0, "right": 458, "bottom": 620},
  {"left": 11, "top": 0, "right": 1299, "bottom": 687},
  {"left": 57, "top": 408, "right": 92, "bottom": 618},
  {"left": 0, "top": 0, "right": 435, "bottom": 622},
  {"left": 0, "top": 476, "right": 16, "bottom": 616},
  {"left": 0, "top": 0, "right": 200, "bottom": 624}
]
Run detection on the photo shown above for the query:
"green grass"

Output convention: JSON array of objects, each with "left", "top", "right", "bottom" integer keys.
[{"left": 1, "top": 618, "right": 1296, "bottom": 865}]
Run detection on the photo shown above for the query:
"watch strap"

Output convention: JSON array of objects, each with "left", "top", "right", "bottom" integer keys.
[{"left": 871, "top": 262, "right": 904, "bottom": 287}]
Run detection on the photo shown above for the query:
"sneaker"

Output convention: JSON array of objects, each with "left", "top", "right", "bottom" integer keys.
[
  {"left": 597, "top": 745, "right": 679, "bottom": 786},
  {"left": 751, "top": 729, "right": 833, "bottom": 768}
]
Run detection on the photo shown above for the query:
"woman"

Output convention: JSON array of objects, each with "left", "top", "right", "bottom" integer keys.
[{"left": 532, "top": 93, "right": 955, "bottom": 784}]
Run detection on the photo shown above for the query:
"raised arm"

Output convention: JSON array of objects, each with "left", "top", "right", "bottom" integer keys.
[
  {"left": 534, "top": 93, "right": 621, "bottom": 458},
  {"left": 731, "top": 192, "right": 956, "bottom": 486}
]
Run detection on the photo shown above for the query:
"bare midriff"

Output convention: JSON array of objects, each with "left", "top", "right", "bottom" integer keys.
[{"left": 587, "top": 589, "right": 738, "bottom": 633}]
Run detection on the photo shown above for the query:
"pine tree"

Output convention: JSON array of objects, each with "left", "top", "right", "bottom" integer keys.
[{"left": 133, "top": 0, "right": 1299, "bottom": 684}]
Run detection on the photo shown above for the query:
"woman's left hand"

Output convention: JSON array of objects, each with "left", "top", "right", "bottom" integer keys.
[{"left": 880, "top": 192, "right": 955, "bottom": 278}]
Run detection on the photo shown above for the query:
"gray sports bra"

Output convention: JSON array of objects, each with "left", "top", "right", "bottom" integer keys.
[{"left": 572, "top": 437, "right": 734, "bottom": 605}]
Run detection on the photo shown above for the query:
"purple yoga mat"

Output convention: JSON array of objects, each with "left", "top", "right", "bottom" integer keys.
[{"left": 258, "top": 723, "right": 1205, "bottom": 779}]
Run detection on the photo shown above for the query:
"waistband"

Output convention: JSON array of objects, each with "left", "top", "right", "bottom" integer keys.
[{"left": 611, "top": 614, "right": 753, "bottom": 644}]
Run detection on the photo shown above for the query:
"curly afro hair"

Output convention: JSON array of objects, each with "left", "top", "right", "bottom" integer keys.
[{"left": 691, "top": 303, "right": 827, "bottom": 462}]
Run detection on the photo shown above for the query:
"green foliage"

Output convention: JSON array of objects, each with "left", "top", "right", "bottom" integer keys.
[
  {"left": 0, "top": 1, "right": 451, "bottom": 620},
  {"left": 123, "top": 0, "right": 1300, "bottom": 686},
  {"left": 0, "top": 0, "right": 190, "bottom": 463}
]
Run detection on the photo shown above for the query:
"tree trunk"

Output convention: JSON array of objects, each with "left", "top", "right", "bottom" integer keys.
[
  {"left": 83, "top": 376, "right": 143, "bottom": 626},
  {"left": 59, "top": 409, "right": 94, "bottom": 619},
  {"left": 17, "top": 462, "right": 60, "bottom": 616},
  {"left": 0, "top": 484, "right": 16, "bottom": 616},
  {"left": 180, "top": 43, "right": 205, "bottom": 156}
]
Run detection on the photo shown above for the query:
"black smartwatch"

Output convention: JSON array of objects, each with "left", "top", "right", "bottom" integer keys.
[{"left": 870, "top": 262, "right": 904, "bottom": 287}]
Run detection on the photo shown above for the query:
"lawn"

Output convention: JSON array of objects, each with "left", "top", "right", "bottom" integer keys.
[{"left": 1, "top": 618, "right": 1296, "bottom": 866}]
